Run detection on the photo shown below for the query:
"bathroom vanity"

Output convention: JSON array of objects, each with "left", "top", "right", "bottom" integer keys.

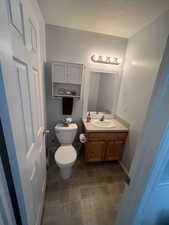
[
  {"left": 82, "top": 71, "right": 129, "bottom": 162},
  {"left": 83, "top": 119, "right": 128, "bottom": 162}
]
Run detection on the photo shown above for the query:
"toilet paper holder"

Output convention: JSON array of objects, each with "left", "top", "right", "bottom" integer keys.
[{"left": 79, "top": 134, "right": 87, "bottom": 143}]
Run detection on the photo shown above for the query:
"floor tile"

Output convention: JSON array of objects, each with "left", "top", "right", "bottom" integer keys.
[{"left": 42, "top": 154, "right": 127, "bottom": 225}]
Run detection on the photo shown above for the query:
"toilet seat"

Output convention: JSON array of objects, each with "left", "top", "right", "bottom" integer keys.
[{"left": 55, "top": 145, "right": 77, "bottom": 166}]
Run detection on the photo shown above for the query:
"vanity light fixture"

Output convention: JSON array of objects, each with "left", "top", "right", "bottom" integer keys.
[
  {"left": 91, "top": 55, "right": 122, "bottom": 65},
  {"left": 93, "top": 54, "right": 99, "bottom": 61},
  {"left": 110, "top": 57, "right": 115, "bottom": 63},
  {"left": 101, "top": 56, "right": 107, "bottom": 62},
  {"left": 117, "top": 58, "right": 123, "bottom": 64}
]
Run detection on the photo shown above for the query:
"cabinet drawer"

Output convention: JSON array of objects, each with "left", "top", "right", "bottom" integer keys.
[{"left": 87, "top": 132, "right": 128, "bottom": 141}]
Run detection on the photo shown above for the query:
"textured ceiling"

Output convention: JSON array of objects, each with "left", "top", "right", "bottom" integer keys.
[{"left": 38, "top": 0, "right": 169, "bottom": 38}]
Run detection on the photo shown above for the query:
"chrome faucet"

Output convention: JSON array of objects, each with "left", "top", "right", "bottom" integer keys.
[
  {"left": 62, "top": 119, "right": 69, "bottom": 127},
  {"left": 100, "top": 115, "right": 105, "bottom": 121},
  {"left": 62, "top": 118, "right": 72, "bottom": 127}
]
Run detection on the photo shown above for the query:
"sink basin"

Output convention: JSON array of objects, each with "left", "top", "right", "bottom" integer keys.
[{"left": 91, "top": 119, "right": 116, "bottom": 128}]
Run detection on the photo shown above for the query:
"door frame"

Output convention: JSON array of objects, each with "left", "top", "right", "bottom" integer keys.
[{"left": 116, "top": 36, "right": 169, "bottom": 225}]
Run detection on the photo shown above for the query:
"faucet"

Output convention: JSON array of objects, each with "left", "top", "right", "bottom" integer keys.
[
  {"left": 62, "top": 118, "right": 72, "bottom": 127},
  {"left": 100, "top": 115, "right": 105, "bottom": 121},
  {"left": 62, "top": 119, "right": 69, "bottom": 127}
]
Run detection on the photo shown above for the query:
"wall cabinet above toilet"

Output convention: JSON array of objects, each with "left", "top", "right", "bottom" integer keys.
[
  {"left": 51, "top": 62, "right": 83, "bottom": 98},
  {"left": 52, "top": 62, "right": 83, "bottom": 84}
]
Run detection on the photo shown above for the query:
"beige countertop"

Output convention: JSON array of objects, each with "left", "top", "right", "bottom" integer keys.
[{"left": 82, "top": 118, "right": 129, "bottom": 133}]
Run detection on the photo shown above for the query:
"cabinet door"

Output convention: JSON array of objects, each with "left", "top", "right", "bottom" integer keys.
[
  {"left": 106, "top": 141, "right": 124, "bottom": 161},
  {"left": 52, "top": 63, "right": 66, "bottom": 83},
  {"left": 67, "top": 63, "right": 82, "bottom": 84},
  {"left": 85, "top": 141, "right": 106, "bottom": 162}
]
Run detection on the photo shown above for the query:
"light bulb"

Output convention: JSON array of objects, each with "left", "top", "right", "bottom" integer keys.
[
  {"left": 102, "top": 56, "right": 107, "bottom": 62},
  {"left": 117, "top": 58, "right": 122, "bottom": 64},
  {"left": 93, "top": 55, "right": 99, "bottom": 61},
  {"left": 110, "top": 57, "right": 115, "bottom": 63}
]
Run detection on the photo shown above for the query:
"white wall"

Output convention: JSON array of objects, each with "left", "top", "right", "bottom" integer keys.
[
  {"left": 46, "top": 25, "right": 127, "bottom": 72},
  {"left": 45, "top": 25, "right": 127, "bottom": 147},
  {"left": 117, "top": 10, "right": 169, "bottom": 172}
]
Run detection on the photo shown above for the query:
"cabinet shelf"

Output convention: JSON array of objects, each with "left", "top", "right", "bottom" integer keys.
[
  {"left": 52, "top": 95, "right": 80, "bottom": 98},
  {"left": 53, "top": 81, "right": 81, "bottom": 85}
]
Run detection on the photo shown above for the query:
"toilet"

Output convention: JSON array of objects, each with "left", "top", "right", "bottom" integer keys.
[{"left": 54, "top": 123, "right": 78, "bottom": 179}]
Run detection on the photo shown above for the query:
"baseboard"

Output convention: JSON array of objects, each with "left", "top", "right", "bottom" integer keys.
[{"left": 119, "top": 161, "right": 131, "bottom": 184}]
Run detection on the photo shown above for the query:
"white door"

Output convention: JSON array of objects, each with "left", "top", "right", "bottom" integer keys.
[
  {"left": 0, "top": 1, "right": 46, "bottom": 225},
  {"left": 116, "top": 37, "right": 169, "bottom": 225},
  {"left": 0, "top": 158, "right": 17, "bottom": 225},
  {"left": 67, "top": 63, "right": 82, "bottom": 84},
  {"left": 52, "top": 62, "right": 66, "bottom": 83}
]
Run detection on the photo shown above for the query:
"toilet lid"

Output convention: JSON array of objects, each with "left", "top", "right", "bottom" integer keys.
[{"left": 55, "top": 145, "right": 77, "bottom": 165}]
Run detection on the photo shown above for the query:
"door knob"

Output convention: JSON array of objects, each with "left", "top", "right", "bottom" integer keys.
[{"left": 43, "top": 129, "right": 50, "bottom": 135}]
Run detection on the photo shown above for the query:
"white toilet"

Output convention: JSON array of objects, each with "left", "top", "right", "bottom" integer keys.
[{"left": 54, "top": 123, "right": 78, "bottom": 179}]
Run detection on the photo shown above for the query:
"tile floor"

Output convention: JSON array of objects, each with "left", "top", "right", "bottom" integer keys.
[{"left": 42, "top": 152, "right": 128, "bottom": 225}]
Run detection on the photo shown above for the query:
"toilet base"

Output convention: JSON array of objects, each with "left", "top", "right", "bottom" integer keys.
[{"left": 59, "top": 166, "right": 72, "bottom": 179}]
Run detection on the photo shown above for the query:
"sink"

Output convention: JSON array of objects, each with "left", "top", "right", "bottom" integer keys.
[{"left": 91, "top": 119, "right": 116, "bottom": 128}]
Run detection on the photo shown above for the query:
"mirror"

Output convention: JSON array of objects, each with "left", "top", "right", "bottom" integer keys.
[{"left": 87, "top": 72, "right": 115, "bottom": 113}]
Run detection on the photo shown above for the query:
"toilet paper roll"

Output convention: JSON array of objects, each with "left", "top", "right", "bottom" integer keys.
[{"left": 79, "top": 134, "right": 87, "bottom": 143}]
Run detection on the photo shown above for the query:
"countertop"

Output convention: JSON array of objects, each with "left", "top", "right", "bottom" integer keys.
[{"left": 82, "top": 119, "right": 129, "bottom": 133}]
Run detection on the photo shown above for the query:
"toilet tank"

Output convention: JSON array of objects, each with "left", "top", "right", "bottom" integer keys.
[{"left": 54, "top": 123, "right": 78, "bottom": 145}]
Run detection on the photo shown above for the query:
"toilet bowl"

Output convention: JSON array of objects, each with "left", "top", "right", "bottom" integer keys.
[
  {"left": 54, "top": 145, "right": 77, "bottom": 179},
  {"left": 54, "top": 123, "right": 78, "bottom": 179}
]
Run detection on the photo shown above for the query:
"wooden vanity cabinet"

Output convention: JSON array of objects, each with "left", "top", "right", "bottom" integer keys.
[
  {"left": 85, "top": 141, "right": 106, "bottom": 162},
  {"left": 84, "top": 132, "right": 128, "bottom": 162},
  {"left": 106, "top": 141, "right": 125, "bottom": 161}
]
